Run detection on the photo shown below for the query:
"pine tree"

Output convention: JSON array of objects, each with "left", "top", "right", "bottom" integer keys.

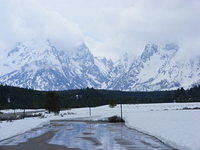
[{"left": 45, "top": 91, "right": 61, "bottom": 113}]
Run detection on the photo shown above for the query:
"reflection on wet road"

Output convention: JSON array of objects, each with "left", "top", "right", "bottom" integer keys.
[{"left": 0, "top": 121, "right": 175, "bottom": 150}]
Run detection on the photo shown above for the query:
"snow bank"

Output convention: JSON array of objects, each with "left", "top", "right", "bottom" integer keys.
[
  {"left": 123, "top": 110, "right": 200, "bottom": 150},
  {"left": 0, "top": 117, "right": 49, "bottom": 141},
  {"left": 0, "top": 109, "right": 45, "bottom": 114}
]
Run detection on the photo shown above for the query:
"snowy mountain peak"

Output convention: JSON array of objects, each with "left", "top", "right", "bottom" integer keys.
[
  {"left": 110, "top": 43, "right": 199, "bottom": 91},
  {"left": 0, "top": 41, "right": 199, "bottom": 91},
  {"left": 0, "top": 41, "right": 111, "bottom": 90}
]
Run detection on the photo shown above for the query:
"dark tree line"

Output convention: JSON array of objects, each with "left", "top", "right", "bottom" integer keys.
[
  {"left": 0, "top": 85, "right": 200, "bottom": 110},
  {"left": 173, "top": 86, "right": 200, "bottom": 102}
]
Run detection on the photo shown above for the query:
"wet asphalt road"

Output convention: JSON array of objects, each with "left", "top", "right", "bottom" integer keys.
[{"left": 0, "top": 120, "right": 176, "bottom": 150}]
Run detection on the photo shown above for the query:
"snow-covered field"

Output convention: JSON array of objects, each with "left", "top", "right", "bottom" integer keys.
[{"left": 1, "top": 102, "right": 200, "bottom": 150}]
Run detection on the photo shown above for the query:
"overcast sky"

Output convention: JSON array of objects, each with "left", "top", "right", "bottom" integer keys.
[{"left": 0, "top": 0, "right": 200, "bottom": 60}]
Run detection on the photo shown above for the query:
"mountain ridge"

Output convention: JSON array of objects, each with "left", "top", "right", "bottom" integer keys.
[{"left": 0, "top": 41, "right": 199, "bottom": 91}]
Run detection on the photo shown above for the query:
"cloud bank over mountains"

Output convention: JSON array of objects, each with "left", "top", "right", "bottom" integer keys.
[
  {"left": 0, "top": 0, "right": 200, "bottom": 60},
  {"left": 0, "top": 0, "right": 83, "bottom": 53}
]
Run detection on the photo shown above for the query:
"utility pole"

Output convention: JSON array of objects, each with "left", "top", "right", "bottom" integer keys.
[
  {"left": 89, "top": 107, "right": 91, "bottom": 117},
  {"left": 23, "top": 107, "right": 26, "bottom": 119},
  {"left": 120, "top": 103, "right": 123, "bottom": 119}
]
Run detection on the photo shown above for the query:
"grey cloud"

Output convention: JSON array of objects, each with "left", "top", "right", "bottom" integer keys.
[
  {"left": 0, "top": 0, "right": 83, "bottom": 53},
  {"left": 0, "top": 0, "right": 200, "bottom": 60}
]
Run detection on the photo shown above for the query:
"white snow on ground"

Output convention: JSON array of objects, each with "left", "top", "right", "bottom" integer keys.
[
  {"left": 1, "top": 103, "right": 200, "bottom": 150},
  {"left": 0, "top": 117, "right": 49, "bottom": 141}
]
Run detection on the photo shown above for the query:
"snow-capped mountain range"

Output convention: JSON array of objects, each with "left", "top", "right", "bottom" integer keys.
[
  {"left": 0, "top": 40, "right": 199, "bottom": 91},
  {"left": 109, "top": 43, "right": 200, "bottom": 91}
]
